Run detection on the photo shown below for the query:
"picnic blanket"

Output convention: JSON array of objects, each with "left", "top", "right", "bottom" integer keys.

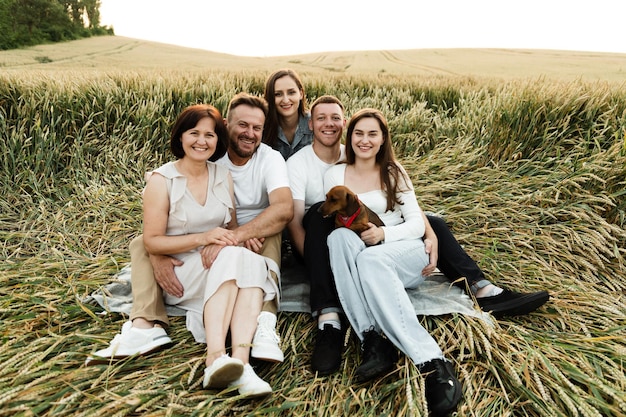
[{"left": 86, "top": 254, "right": 492, "bottom": 323}]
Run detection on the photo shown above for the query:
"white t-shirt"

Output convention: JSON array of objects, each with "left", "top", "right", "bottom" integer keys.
[
  {"left": 286, "top": 144, "right": 346, "bottom": 213},
  {"left": 217, "top": 143, "right": 290, "bottom": 226},
  {"left": 323, "top": 163, "right": 425, "bottom": 242}
]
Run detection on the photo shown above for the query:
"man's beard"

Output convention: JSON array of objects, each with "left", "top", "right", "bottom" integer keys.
[{"left": 229, "top": 136, "right": 259, "bottom": 159}]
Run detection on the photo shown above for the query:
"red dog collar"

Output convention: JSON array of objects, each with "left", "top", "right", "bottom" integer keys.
[{"left": 337, "top": 207, "right": 361, "bottom": 228}]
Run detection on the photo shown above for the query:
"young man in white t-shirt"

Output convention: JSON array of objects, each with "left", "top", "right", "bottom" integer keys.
[
  {"left": 87, "top": 93, "right": 293, "bottom": 372},
  {"left": 286, "top": 96, "right": 346, "bottom": 376},
  {"left": 286, "top": 95, "right": 550, "bottom": 379}
]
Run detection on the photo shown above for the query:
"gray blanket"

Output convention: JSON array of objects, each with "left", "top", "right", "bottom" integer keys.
[{"left": 86, "top": 259, "right": 492, "bottom": 323}]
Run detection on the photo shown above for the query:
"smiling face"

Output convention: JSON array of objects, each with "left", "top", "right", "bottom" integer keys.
[
  {"left": 180, "top": 117, "right": 218, "bottom": 161},
  {"left": 350, "top": 117, "right": 384, "bottom": 161},
  {"left": 310, "top": 102, "right": 345, "bottom": 147},
  {"left": 273, "top": 75, "right": 303, "bottom": 119},
  {"left": 226, "top": 104, "right": 265, "bottom": 163}
]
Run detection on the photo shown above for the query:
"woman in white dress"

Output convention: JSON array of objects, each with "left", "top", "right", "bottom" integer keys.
[{"left": 143, "top": 104, "right": 278, "bottom": 397}]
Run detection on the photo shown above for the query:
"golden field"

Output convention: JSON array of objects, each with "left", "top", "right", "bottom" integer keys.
[
  {"left": 0, "top": 36, "right": 624, "bottom": 416},
  {"left": 2, "top": 35, "right": 626, "bottom": 82}
]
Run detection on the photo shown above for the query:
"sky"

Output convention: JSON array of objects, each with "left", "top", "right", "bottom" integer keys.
[{"left": 99, "top": 0, "right": 626, "bottom": 57}]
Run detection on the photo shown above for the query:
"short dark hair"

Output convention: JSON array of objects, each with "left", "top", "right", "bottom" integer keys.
[
  {"left": 227, "top": 92, "right": 268, "bottom": 121},
  {"left": 310, "top": 95, "right": 345, "bottom": 117},
  {"left": 170, "top": 104, "right": 228, "bottom": 161}
]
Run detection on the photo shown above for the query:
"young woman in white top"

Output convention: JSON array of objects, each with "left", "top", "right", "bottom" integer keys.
[{"left": 323, "top": 108, "right": 462, "bottom": 416}]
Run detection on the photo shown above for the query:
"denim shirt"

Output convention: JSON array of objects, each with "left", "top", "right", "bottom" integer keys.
[{"left": 275, "top": 113, "right": 313, "bottom": 160}]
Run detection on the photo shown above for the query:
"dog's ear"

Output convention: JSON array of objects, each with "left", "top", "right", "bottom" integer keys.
[
  {"left": 339, "top": 187, "right": 348, "bottom": 202},
  {"left": 327, "top": 188, "right": 342, "bottom": 205},
  {"left": 344, "top": 189, "right": 360, "bottom": 214}
]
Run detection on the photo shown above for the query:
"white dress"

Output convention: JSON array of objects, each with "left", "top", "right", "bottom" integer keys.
[{"left": 151, "top": 161, "right": 279, "bottom": 343}]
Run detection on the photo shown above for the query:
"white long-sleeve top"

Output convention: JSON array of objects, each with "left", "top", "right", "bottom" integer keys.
[{"left": 323, "top": 164, "right": 425, "bottom": 243}]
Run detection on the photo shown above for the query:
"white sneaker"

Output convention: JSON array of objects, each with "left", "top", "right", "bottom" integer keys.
[
  {"left": 203, "top": 354, "right": 244, "bottom": 388},
  {"left": 251, "top": 312, "right": 284, "bottom": 362},
  {"left": 229, "top": 363, "right": 272, "bottom": 397},
  {"left": 85, "top": 321, "right": 172, "bottom": 365}
]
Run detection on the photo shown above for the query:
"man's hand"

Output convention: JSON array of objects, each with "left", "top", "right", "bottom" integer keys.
[
  {"left": 421, "top": 237, "right": 438, "bottom": 276},
  {"left": 243, "top": 237, "right": 265, "bottom": 253},
  {"left": 150, "top": 254, "right": 184, "bottom": 298},
  {"left": 200, "top": 244, "right": 226, "bottom": 269}
]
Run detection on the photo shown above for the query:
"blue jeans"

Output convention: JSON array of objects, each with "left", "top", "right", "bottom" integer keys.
[{"left": 327, "top": 228, "right": 444, "bottom": 365}]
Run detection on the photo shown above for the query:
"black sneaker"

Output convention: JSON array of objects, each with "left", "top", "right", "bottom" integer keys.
[
  {"left": 311, "top": 324, "right": 343, "bottom": 376},
  {"left": 355, "top": 330, "right": 398, "bottom": 382},
  {"left": 420, "top": 359, "right": 462, "bottom": 416},
  {"left": 477, "top": 289, "right": 550, "bottom": 318}
]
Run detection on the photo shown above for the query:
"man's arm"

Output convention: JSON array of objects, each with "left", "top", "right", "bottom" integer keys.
[
  {"left": 421, "top": 211, "right": 439, "bottom": 276},
  {"left": 233, "top": 186, "right": 293, "bottom": 242},
  {"left": 287, "top": 199, "right": 306, "bottom": 256}
]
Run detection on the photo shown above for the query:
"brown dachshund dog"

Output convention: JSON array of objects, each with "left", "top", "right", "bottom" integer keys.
[{"left": 318, "top": 185, "right": 384, "bottom": 233}]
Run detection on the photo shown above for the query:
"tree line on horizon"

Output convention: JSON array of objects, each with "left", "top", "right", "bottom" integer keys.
[{"left": 0, "top": 0, "right": 112, "bottom": 50}]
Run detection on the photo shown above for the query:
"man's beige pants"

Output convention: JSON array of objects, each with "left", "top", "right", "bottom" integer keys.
[{"left": 128, "top": 233, "right": 281, "bottom": 326}]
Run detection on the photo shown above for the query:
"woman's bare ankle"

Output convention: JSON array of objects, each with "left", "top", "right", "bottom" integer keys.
[
  {"left": 131, "top": 318, "right": 156, "bottom": 329},
  {"left": 205, "top": 350, "right": 227, "bottom": 367}
]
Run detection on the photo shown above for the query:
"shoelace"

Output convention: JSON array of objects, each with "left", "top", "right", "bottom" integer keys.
[{"left": 256, "top": 321, "right": 280, "bottom": 343}]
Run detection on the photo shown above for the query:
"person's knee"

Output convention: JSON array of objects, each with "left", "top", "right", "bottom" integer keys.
[
  {"left": 129, "top": 234, "right": 145, "bottom": 253},
  {"left": 328, "top": 227, "right": 352, "bottom": 241},
  {"left": 260, "top": 233, "right": 281, "bottom": 264},
  {"left": 426, "top": 214, "right": 447, "bottom": 231},
  {"left": 217, "top": 279, "right": 237, "bottom": 293},
  {"left": 329, "top": 229, "right": 366, "bottom": 258},
  {"left": 327, "top": 229, "right": 342, "bottom": 249},
  {"left": 304, "top": 202, "right": 335, "bottom": 230}
]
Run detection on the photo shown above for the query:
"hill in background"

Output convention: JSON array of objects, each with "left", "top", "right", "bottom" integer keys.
[{"left": 1, "top": 35, "right": 625, "bottom": 82}]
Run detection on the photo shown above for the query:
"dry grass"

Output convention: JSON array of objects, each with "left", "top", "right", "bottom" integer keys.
[
  {"left": 0, "top": 66, "right": 624, "bottom": 416},
  {"left": 1, "top": 36, "right": 626, "bottom": 82}
]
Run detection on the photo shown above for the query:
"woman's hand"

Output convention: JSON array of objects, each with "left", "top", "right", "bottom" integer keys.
[
  {"left": 199, "top": 228, "right": 238, "bottom": 268},
  {"left": 360, "top": 223, "right": 385, "bottom": 246},
  {"left": 200, "top": 227, "right": 238, "bottom": 247}
]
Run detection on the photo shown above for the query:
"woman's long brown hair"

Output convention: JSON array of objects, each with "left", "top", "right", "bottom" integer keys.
[
  {"left": 262, "top": 68, "right": 307, "bottom": 149},
  {"left": 345, "top": 108, "right": 411, "bottom": 211}
]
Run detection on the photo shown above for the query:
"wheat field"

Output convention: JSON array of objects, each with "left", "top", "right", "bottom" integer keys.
[
  {"left": 0, "top": 37, "right": 625, "bottom": 416},
  {"left": 2, "top": 36, "right": 626, "bottom": 82}
]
